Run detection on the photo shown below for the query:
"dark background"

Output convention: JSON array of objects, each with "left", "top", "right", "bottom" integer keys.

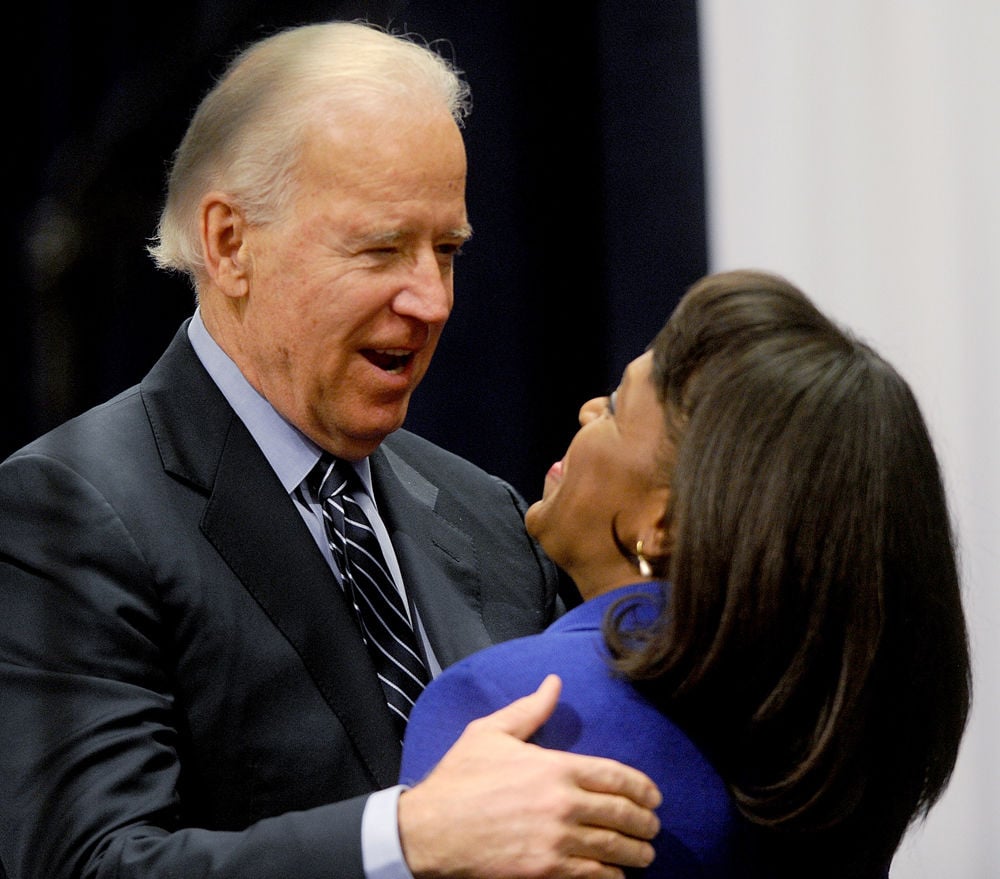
[{"left": 8, "top": 1, "right": 707, "bottom": 503}]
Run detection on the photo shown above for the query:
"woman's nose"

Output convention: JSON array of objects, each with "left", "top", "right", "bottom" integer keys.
[{"left": 578, "top": 396, "right": 606, "bottom": 426}]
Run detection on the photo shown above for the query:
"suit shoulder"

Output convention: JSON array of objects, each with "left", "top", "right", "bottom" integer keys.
[
  {"left": 5, "top": 384, "right": 147, "bottom": 467},
  {"left": 381, "top": 429, "right": 509, "bottom": 492}
]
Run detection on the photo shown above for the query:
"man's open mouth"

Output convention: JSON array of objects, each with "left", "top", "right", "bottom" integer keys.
[{"left": 362, "top": 349, "right": 414, "bottom": 374}]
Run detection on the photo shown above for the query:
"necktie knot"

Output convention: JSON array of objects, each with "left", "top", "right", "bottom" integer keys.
[{"left": 308, "top": 454, "right": 350, "bottom": 503}]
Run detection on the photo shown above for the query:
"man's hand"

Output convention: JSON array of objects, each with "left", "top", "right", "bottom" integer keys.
[{"left": 397, "top": 675, "right": 661, "bottom": 879}]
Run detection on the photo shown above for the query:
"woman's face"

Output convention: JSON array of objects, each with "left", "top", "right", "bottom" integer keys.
[{"left": 525, "top": 351, "right": 672, "bottom": 597}]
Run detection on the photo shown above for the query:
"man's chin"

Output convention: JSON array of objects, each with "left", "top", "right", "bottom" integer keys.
[{"left": 324, "top": 414, "right": 409, "bottom": 461}]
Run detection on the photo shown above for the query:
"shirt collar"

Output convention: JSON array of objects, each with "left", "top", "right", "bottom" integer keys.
[{"left": 186, "top": 308, "right": 374, "bottom": 496}]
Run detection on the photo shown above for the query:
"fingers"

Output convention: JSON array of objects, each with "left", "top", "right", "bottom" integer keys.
[
  {"left": 461, "top": 682, "right": 661, "bottom": 841},
  {"left": 567, "top": 783, "right": 661, "bottom": 847},
  {"left": 401, "top": 774, "right": 657, "bottom": 879},
  {"left": 474, "top": 679, "right": 660, "bottom": 814},
  {"left": 561, "top": 823, "right": 657, "bottom": 874},
  {"left": 564, "top": 750, "right": 663, "bottom": 814},
  {"left": 534, "top": 785, "right": 658, "bottom": 874},
  {"left": 475, "top": 673, "right": 563, "bottom": 741}
]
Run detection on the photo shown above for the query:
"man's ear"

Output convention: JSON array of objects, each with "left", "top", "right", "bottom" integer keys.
[{"left": 200, "top": 192, "right": 251, "bottom": 298}]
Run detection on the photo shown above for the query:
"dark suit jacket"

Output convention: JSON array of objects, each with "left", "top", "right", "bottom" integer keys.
[{"left": 0, "top": 323, "right": 561, "bottom": 879}]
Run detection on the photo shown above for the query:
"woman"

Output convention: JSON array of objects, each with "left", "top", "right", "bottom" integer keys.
[{"left": 399, "top": 270, "right": 971, "bottom": 877}]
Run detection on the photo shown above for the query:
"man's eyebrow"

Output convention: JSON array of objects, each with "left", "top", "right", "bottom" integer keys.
[
  {"left": 349, "top": 224, "right": 474, "bottom": 247},
  {"left": 351, "top": 229, "right": 406, "bottom": 248}
]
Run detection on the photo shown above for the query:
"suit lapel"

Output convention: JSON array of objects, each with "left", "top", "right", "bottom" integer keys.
[
  {"left": 141, "top": 324, "right": 401, "bottom": 787},
  {"left": 371, "top": 444, "right": 494, "bottom": 670}
]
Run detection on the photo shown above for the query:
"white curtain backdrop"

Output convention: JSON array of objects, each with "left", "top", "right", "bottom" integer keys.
[{"left": 698, "top": 2, "right": 999, "bottom": 876}]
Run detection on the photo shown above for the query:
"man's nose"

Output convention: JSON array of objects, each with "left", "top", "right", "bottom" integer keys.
[{"left": 394, "top": 251, "right": 453, "bottom": 324}]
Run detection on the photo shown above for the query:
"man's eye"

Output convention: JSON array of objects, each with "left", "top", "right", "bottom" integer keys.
[{"left": 607, "top": 390, "right": 618, "bottom": 415}]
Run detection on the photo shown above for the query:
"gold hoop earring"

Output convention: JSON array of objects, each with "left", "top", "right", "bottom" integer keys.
[{"left": 635, "top": 539, "right": 653, "bottom": 578}]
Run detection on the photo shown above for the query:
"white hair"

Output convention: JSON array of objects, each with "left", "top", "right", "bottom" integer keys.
[{"left": 147, "top": 21, "right": 471, "bottom": 283}]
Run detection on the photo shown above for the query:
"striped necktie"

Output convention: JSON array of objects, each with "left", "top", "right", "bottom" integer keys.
[{"left": 309, "top": 454, "right": 429, "bottom": 741}]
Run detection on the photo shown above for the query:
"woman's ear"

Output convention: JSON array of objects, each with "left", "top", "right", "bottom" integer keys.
[
  {"left": 639, "top": 485, "right": 673, "bottom": 559},
  {"left": 200, "top": 192, "right": 251, "bottom": 298}
]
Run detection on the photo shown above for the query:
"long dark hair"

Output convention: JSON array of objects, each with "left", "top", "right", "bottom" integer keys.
[{"left": 606, "top": 270, "right": 971, "bottom": 874}]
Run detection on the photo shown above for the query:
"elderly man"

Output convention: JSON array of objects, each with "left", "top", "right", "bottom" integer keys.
[{"left": 0, "top": 21, "right": 659, "bottom": 879}]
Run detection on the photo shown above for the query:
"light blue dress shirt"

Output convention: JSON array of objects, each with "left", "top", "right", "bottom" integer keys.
[{"left": 187, "top": 310, "right": 420, "bottom": 879}]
